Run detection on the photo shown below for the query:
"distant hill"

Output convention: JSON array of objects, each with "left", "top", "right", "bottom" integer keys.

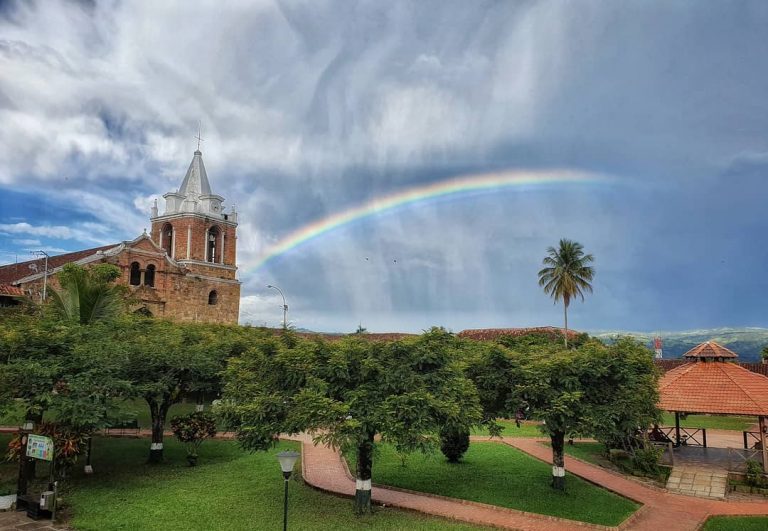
[{"left": 591, "top": 327, "right": 768, "bottom": 362}]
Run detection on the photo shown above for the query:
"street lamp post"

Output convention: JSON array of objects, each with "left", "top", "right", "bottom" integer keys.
[
  {"left": 276, "top": 450, "right": 300, "bottom": 531},
  {"left": 267, "top": 285, "right": 288, "bottom": 329},
  {"left": 30, "top": 250, "right": 50, "bottom": 301}
]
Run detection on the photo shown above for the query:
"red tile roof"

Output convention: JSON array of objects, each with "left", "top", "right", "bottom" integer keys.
[
  {"left": 457, "top": 326, "right": 581, "bottom": 341},
  {"left": 0, "top": 245, "right": 117, "bottom": 285},
  {"left": 0, "top": 284, "right": 24, "bottom": 297},
  {"left": 683, "top": 341, "right": 738, "bottom": 359},
  {"left": 659, "top": 360, "right": 768, "bottom": 416}
]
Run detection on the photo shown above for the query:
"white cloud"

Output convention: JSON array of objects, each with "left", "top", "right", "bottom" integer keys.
[
  {"left": 0, "top": 222, "right": 75, "bottom": 238},
  {"left": 12, "top": 238, "right": 41, "bottom": 246},
  {"left": 0, "top": 222, "right": 114, "bottom": 245}
]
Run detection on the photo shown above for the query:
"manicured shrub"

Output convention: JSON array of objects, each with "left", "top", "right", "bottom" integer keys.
[
  {"left": 745, "top": 459, "right": 766, "bottom": 488},
  {"left": 170, "top": 412, "right": 217, "bottom": 466},
  {"left": 439, "top": 426, "right": 470, "bottom": 463},
  {"left": 630, "top": 444, "right": 663, "bottom": 476}
]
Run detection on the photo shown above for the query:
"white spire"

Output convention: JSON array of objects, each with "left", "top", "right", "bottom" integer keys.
[{"left": 178, "top": 150, "right": 212, "bottom": 197}]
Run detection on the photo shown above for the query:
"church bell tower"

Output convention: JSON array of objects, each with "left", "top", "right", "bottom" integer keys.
[{"left": 150, "top": 149, "right": 238, "bottom": 281}]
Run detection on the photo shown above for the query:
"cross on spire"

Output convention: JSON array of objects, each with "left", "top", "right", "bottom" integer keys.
[{"left": 195, "top": 120, "right": 204, "bottom": 151}]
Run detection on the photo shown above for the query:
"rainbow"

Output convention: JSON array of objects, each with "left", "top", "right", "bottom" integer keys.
[{"left": 251, "top": 168, "right": 609, "bottom": 270}]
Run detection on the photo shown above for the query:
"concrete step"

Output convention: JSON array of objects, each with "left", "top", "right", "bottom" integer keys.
[{"left": 666, "top": 466, "right": 727, "bottom": 499}]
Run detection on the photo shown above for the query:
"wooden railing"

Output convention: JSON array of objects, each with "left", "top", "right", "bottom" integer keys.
[
  {"left": 649, "top": 426, "right": 707, "bottom": 447},
  {"left": 727, "top": 447, "right": 764, "bottom": 472}
]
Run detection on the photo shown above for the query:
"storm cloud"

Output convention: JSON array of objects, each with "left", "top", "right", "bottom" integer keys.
[{"left": 1, "top": 0, "right": 767, "bottom": 332}]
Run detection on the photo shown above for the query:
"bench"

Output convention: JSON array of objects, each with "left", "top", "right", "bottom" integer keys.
[{"left": 104, "top": 419, "right": 140, "bottom": 437}]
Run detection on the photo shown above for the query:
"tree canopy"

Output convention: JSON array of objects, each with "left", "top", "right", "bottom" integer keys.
[
  {"left": 538, "top": 239, "right": 595, "bottom": 347},
  {"left": 220, "top": 328, "right": 483, "bottom": 513}
]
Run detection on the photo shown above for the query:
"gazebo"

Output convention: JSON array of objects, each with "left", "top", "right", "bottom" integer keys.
[{"left": 658, "top": 341, "right": 768, "bottom": 471}]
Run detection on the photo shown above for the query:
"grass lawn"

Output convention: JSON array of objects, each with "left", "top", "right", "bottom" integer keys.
[
  {"left": 660, "top": 413, "right": 754, "bottom": 432},
  {"left": 561, "top": 441, "right": 606, "bottom": 466},
  {"left": 471, "top": 419, "right": 543, "bottom": 437},
  {"left": 347, "top": 441, "right": 639, "bottom": 526},
  {"left": 0, "top": 434, "right": 483, "bottom": 530},
  {"left": 703, "top": 516, "right": 768, "bottom": 530}
]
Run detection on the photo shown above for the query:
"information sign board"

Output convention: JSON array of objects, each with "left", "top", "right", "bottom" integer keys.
[{"left": 26, "top": 434, "right": 54, "bottom": 461}]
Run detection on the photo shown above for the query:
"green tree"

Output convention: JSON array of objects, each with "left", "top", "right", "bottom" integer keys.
[
  {"left": 584, "top": 338, "right": 660, "bottom": 454},
  {"left": 0, "top": 314, "right": 132, "bottom": 486},
  {"left": 0, "top": 314, "right": 75, "bottom": 425},
  {"left": 109, "top": 318, "right": 238, "bottom": 463},
  {"left": 49, "top": 263, "right": 127, "bottom": 324},
  {"left": 537, "top": 239, "right": 595, "bottom": 348},
  {"left": 463, "top": 340, "right": 527, "bottom": 435},
  {"left": 519, "top": 339, "right": 659, "bottom": 490},
  {"left": 220, "top": 328, "right": 483, "bottom": 514},
  {"left": 761, "top": 345, "right": 768, "bottom": 364}
]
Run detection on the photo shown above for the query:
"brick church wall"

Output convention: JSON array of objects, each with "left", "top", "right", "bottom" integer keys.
[
  {"left": 150, "top": 216, "right": 236, "bottom": 269},
  {"left": 17, "top": 238, "right": 240, "bottom": 325}
]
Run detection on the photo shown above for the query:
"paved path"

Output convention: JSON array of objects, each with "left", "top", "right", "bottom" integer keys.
[
  {"left": 666, "top": 467, "right": 727, "bottom": 499},
  {"left": 291, "top": 434, "right": 768, "bottom": 531},
  {"left": 0, "top": 511, "right": 67, "bottom": 530}
]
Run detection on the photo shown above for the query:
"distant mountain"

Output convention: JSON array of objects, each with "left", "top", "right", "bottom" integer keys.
[{"left": 591, "top": 327, "right": 768, "bottom": 362}]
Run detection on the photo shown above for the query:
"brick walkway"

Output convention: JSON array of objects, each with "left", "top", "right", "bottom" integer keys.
[
  {"left": 290, "top": 434, "right": 768, "bottom": 531},
  {"left": 0, "top": 511, "right": 67, "bottom": 530}
]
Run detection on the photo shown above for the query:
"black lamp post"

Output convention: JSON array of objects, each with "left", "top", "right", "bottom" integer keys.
[{"left": 276, "top": 450, "right": 300, "bottom": 531}]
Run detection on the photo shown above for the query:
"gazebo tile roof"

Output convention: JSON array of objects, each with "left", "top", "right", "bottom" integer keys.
[
  {"left": 682, "top": 341, "right": 738, "bottom": 359},
  {"left": 659, "top": 360, "right": 768, "bottom": 416}
]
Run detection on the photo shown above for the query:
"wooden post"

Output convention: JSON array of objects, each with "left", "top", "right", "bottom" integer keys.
[
  {"left": 759, "top": 416, "right": 767, "bottom": 473},
  {"left": 675, "top": 412, "right": 681, "bottom": 447}
]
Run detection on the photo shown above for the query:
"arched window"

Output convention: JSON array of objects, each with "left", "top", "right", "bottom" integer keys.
[
  {"left": 207, "top": 226, "right": 220, "bottom": 263},
  {"left": 144, "top": 264, "right": 156, "bottom": 287},
  {"left": 129, "top": 262, "right": 141, "bottom": 286},
  {"left": 162, "top": 223, "right": 174, "bottom": 257},
  {"left": 134, "top": 306, "right": 153, "bottom": 317},
  {"left": 208, "top": 290, "right": 218, "bottom": 305}
]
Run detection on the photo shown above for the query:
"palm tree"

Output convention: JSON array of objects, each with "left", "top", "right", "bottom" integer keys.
[
  {"left": 50, "top": 264, "right": 126, "bottom": 325},
  {"left": 537, "top": 239, "right": 595, "bottom": 348}
]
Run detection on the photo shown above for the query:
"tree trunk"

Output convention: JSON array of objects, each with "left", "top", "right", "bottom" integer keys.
[
  {"left": 563, "top": 303, "right": 569, "bottom": 349},
  {"left": 354, "top": 432, "right": 375, "bottom": 515},
  {"left": 148, "top": 399, "right": 169, "bottom": 463},
  {"left": 551, "top": 430, "right": 566, "bottom": 490}
]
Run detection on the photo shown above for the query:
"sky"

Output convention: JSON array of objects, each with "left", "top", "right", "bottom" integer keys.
[{"left": 1, "top": 0, "right": 767, "bottom": 333}]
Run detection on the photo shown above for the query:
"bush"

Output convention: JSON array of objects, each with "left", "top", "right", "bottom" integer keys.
[
  {"left": 630, "top": 444, "right": 664, "bottom": 476},
  {"left": 745, "top": 459, "right": 766, "bottom": 488},
  {"left": 439, "top": 426, "right": 470, "bottom": 463},
  {"left": 6, "top": 422, "right": 90, "bottom": 478},
  {"left": 170, "top": 412, "right": 217, "bottom": 466}
]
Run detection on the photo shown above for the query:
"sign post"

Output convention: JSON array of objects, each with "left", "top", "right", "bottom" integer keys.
[{"left": 18, "top": 434, "right": 56, "bottom": 520}]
